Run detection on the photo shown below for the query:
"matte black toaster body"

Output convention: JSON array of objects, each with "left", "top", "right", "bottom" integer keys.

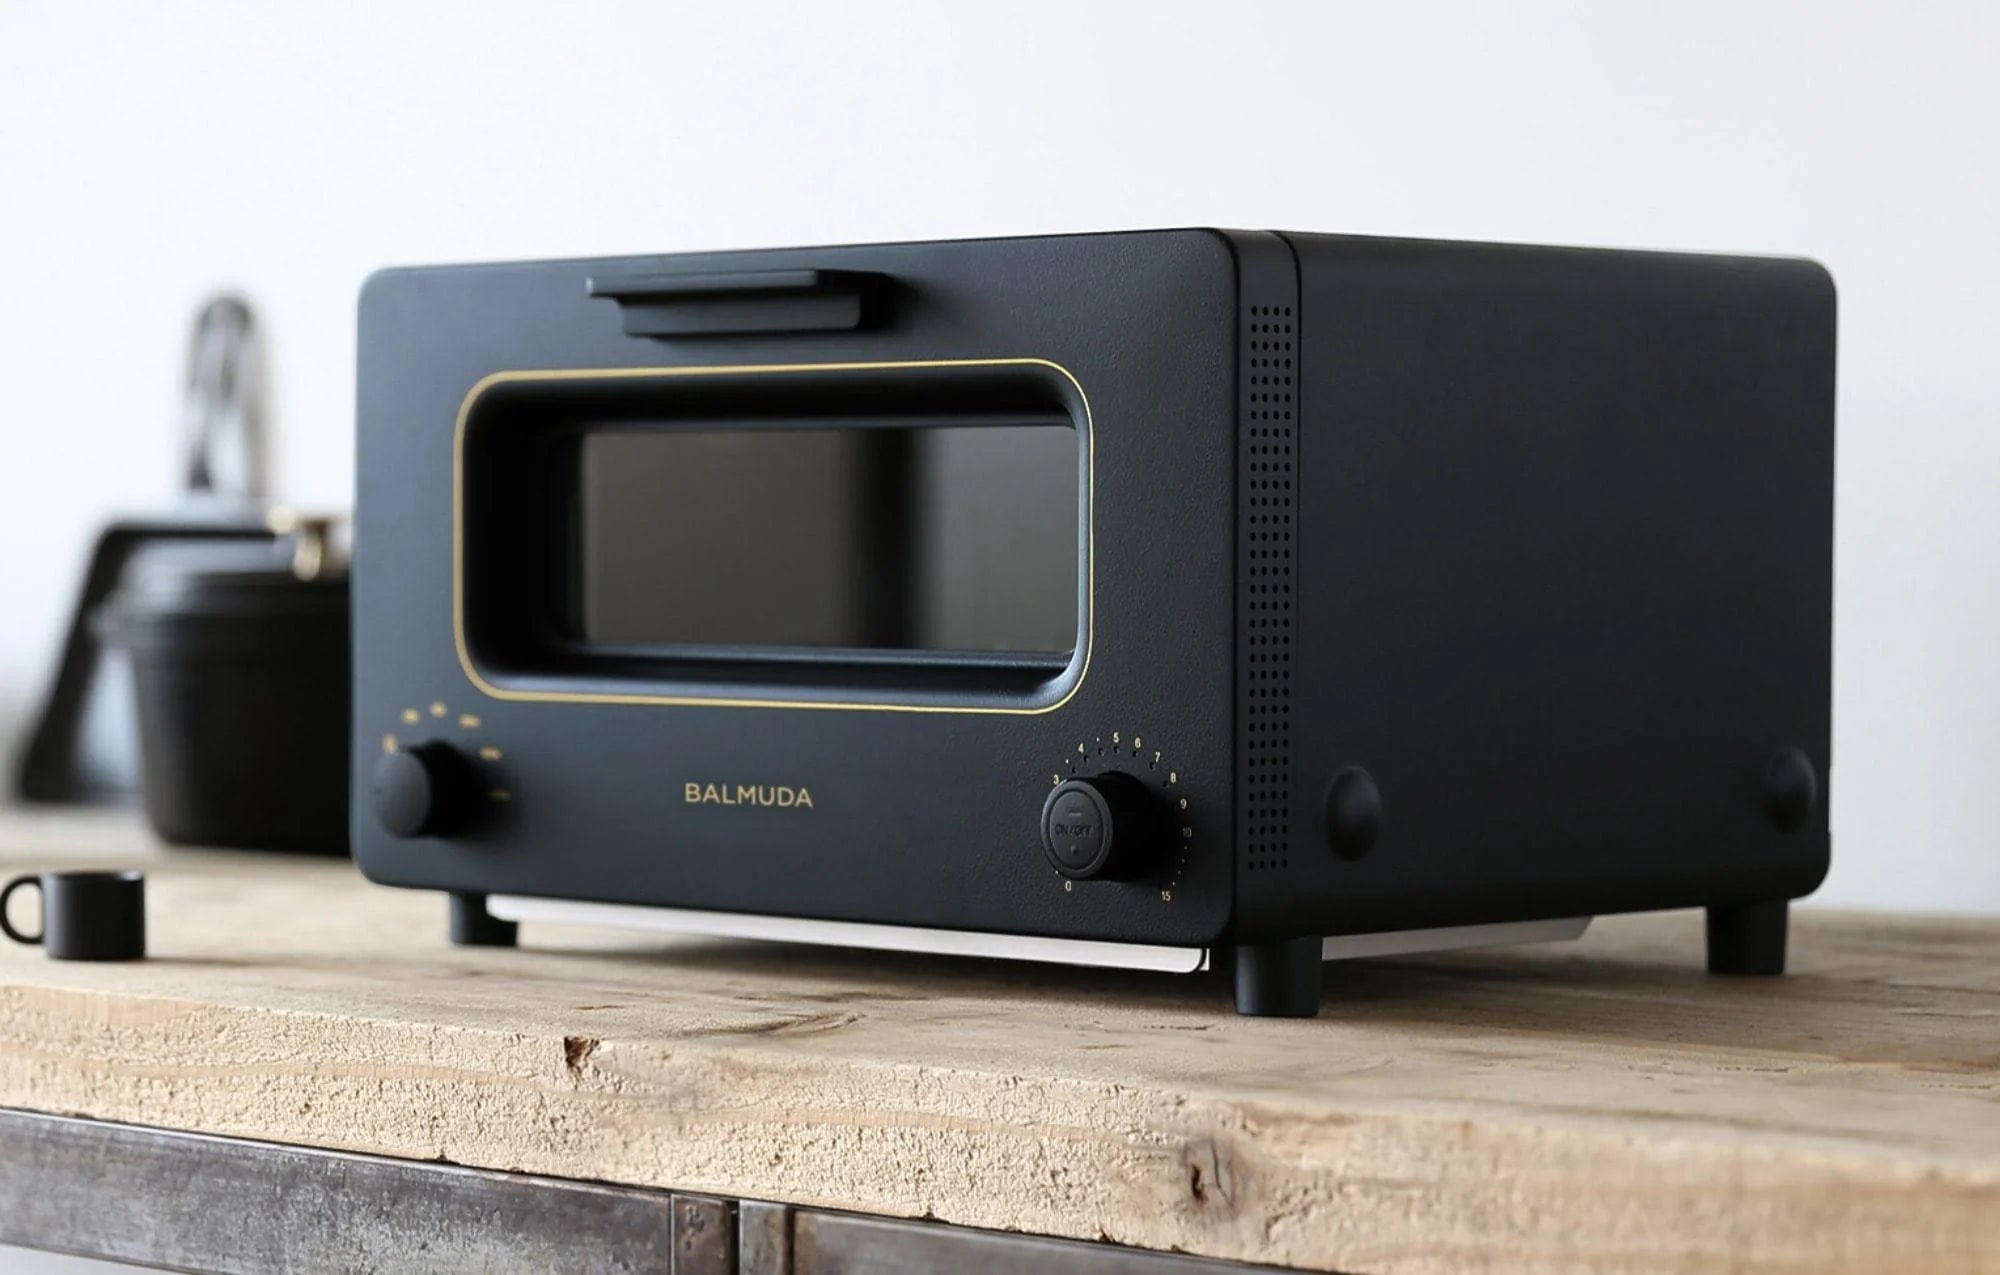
[{"left": 354, "top": 230, "right": 1834, "bottom": 1015}]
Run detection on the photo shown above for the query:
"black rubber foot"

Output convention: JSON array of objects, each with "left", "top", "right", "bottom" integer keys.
[
  {"left": 1232, "top": 936, "right": 1323, "bottom": 1017},
  {"left": 449, "top": 892, "right": 518, "bottom": 947},
  {"left": 1706, "top": 899, "right": 1788, "bottom": 975}
]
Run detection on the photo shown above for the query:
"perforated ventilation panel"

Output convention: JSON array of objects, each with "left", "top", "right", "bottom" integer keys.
[{"left": 1241, "top": 301, "right": 1295, "bottom": 873}]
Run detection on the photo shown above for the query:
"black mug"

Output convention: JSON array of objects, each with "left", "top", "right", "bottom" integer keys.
[{"left": 1, "top": 871, "right": 146, "bottom": 961}]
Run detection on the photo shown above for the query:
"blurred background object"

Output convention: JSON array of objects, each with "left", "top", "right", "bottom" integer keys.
[
  {"left": 1, "top": 0, "right": 1997, "bottom": 909},
  {"left": 96, "top": 511, "right": 349, "bottom": 854},
  {"left": 10, "top": 287, "right": 351, "bottom": 853},
  {"left": 12, "top": 295, "right": 276, "bottom": 805},
  {"left": 178, "top": 294, "right": 267, "bottom": 506}
]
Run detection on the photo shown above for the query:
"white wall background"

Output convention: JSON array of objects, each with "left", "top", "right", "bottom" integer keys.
[{"left": 0, "top": 0, "right": 1995, "bottom": 919}]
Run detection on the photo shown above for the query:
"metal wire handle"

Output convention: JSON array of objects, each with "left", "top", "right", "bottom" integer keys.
[{"left": 180, "top": 294, "right": 267, "bottom": 501}]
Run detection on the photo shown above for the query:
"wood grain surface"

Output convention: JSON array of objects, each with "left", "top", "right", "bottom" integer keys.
[{"left": 1, "top": 811, "right": 1995, "bottom": 1274}]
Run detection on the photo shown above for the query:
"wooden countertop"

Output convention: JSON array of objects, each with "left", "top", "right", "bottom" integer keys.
[{"left": 1, "top": 810, "right": 1995, "bottom": 1274}]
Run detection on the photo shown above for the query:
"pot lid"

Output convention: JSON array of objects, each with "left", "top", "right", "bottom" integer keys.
[{"left": 103, "top": 516, "right": 348, "bottom": 625}]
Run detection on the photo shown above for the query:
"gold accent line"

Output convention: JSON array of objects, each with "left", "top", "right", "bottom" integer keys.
[
  {"left": 450, "top": 358, "right": 1095, "bottom": 714},
  {"left": 479, "top": 745, "right": 504, "bottom": 761},
  {"left": 458, "top": 713, "right": 482, "bottom": 729},
  {"left": 400, "top": 708, "right": 421, "bottom": 725}
]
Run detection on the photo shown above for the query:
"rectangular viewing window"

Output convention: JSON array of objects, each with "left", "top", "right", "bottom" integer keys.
[
  {"left": 458, "top": 362, "right": 1089, "bottom": 706},
  {"left": 572, "top": 423, "right": 1078, "bottom": 657}
]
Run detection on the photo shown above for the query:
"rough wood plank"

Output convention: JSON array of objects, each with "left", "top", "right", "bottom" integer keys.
[{"left": 1, "top": 812, "right": 1997, "bottom": 1274}]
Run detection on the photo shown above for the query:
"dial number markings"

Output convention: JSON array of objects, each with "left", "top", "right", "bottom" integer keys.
[{"left": 1054, "top": 728, "right": 1192, "bottom": 897}]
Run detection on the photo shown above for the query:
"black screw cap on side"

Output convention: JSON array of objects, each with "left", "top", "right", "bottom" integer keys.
[
  {"left": 1324, "top": 767, "right": 1381, "bottom": 860},
  {"left": 372, "top": 742, "right": 479, "bottom": 839},
  {"left": 1762, "top": 747, "right": 1819, "bottom": 833}
]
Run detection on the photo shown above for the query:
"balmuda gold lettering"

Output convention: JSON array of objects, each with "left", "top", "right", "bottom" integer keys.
[{"left": 684, "top": 783, "right": 815, "bottom": 809}]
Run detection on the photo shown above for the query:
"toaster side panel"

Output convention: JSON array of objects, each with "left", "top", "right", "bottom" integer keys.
[{"left": 1256, "top": 233, "right": 1835, "bottom": 938}]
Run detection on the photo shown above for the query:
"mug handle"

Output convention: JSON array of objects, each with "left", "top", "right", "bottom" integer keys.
[{"left": 0, "top": 875, "right": 42, "bottom": 945}]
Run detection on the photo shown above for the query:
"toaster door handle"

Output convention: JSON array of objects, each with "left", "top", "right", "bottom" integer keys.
[{"left": 585, "top": 269, "right": 888, "bottom": 337}]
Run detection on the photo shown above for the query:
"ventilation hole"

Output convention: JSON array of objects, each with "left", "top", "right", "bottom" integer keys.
[{"left": 1241, "top": 285, "right": 1295, "bottom": 877}]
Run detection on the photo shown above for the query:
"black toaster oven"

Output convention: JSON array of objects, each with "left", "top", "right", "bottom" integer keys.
[{"left": 353, "top": 229, "right": 1834, "bottom": 1015}]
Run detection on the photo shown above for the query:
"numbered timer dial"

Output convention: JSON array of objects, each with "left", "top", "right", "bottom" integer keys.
[
  {"left": 373, "top": 702, "right": 510, "bottom": 839},
  {"left": 1040, "top": 732, "right": 1193, "bottom": 890}
]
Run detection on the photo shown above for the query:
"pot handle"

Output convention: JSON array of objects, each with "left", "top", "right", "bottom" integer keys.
[{"left": 181, "top": 294, "right": 267, "bottom": 503}]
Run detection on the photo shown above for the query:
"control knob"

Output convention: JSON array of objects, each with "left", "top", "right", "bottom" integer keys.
[
  {"left": 1040, "top": 772, "right": 1164, "bottom": 881},
  {"left": 372, "top": 742, "right": 482, "bottom": 838}
]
